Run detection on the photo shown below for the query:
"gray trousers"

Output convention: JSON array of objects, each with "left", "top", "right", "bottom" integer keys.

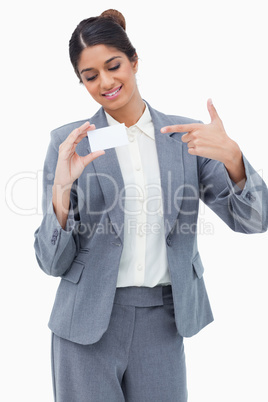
[{"left": 51, "top": 285, "right": 188, "bottom": 401}]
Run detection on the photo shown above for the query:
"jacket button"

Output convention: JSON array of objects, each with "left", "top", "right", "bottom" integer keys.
[
  {"left": 245, "top": 192, "right": 256, "bottom": 202},
  {"left": 166, "top": 236, "right": 172, "bottom": 246},
  {"left": 53, "top": 229, "right": 59, "bottom": 236},
  {"left": 110, "top": 241, "right": 121, "bottom": 247}
]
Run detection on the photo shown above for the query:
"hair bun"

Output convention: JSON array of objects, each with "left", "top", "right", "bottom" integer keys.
[{"left": 100, "top": 9, "right": 126, "bottom": 30}]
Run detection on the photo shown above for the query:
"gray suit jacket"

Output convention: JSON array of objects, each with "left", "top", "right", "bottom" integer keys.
[{"left": 34, "top": 101, "right": 268, "bottom": 345}]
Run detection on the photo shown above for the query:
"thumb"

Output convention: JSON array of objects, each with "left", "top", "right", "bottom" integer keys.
[
  {"left": 207, "top": 98, "right": 220, "bottom": 123},
  {"left": 82, "top": 150, "right": 105, "bottom": 167}
]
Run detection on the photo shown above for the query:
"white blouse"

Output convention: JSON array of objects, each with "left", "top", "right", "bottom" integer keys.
[{"left": 105, "top": 102, "right": 171, "bottom": 287}]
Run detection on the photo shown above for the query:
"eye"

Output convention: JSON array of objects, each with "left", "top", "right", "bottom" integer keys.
[
  {"left": 109, "top": 64, "right": 120, "bottom": 71},
  {"left": 86, "top": 75, "right": 97, "bottom": 82}
]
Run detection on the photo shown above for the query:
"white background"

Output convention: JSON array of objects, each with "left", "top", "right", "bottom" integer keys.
[{"left": 1, "top": 0, "right": 268, "bottom": 401}]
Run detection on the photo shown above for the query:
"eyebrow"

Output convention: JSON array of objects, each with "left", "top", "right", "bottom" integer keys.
[{"left": 80, "top": 56, "right": 122, "bottom": 74}]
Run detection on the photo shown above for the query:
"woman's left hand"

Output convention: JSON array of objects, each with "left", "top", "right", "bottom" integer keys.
[{"left": 161, "top": 99, "right": 241, "bottom": 166}]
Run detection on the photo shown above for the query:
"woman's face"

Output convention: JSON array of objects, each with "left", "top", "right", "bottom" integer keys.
[{"left": 78, "top": 44, "right": 139, "bottom": 114}]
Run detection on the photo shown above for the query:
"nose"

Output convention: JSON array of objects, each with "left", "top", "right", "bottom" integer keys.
[{"left": 100, "top": 71, "right": 115, "bottom": 92}]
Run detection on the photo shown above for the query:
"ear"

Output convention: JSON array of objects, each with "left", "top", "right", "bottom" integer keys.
[{"left": 132, "top": 53, "right": 139, "bottom": 73}]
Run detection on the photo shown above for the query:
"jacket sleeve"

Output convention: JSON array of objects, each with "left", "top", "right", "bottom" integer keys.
[
  {"left": 34, "top": 132, "right": 81, "bottom": 277},
  {"left": 198, "top": 153, "right": 268, "bottom": 233}
]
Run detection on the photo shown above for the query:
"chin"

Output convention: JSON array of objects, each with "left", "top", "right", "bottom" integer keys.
[{"left": 103, "top": 98, "right": 128, "bottom": 111}]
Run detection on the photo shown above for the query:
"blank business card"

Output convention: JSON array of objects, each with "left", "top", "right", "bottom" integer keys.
[{"left": 87, "top": 124, "right": 129, "bottom": 152}]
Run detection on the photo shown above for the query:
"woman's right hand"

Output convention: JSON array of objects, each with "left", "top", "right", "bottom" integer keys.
[
  {"left": 52, "top": 121, "right": 105, "bottom": 229},
  {"left": 54, "top": 121, "right": 105, "bottom": 188}
]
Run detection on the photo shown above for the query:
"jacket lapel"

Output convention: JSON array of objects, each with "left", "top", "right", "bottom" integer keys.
[
  {"left": 86, "top": 108, "right": 125, "bottom": 242},
  {"left": 147, "top": 103, "right": 185, "bottom": 237}
]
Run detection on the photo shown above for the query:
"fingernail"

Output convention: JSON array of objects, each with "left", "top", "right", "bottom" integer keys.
[{"left": 161, "top": 128, "right": 166, "bottom": 133}]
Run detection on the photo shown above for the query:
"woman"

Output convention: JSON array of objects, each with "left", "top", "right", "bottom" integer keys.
[{"left": 34, "top": 9, "right": 268, "bottom": 402}]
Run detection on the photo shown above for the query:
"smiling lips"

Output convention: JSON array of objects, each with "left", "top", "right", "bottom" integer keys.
[{"left": 102, "top": 85, "right": 123, "bottom": 99}]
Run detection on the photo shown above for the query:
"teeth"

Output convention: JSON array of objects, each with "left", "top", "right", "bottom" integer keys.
[{"left": 105, "top": 87, "right": 121, "bottom": 97}]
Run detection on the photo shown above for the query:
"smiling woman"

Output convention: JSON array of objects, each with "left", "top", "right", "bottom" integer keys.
[
  {"left": 69, "top": 11, "right": 143, "bottom": 126},
  {"left": 33, "top": 8, "right": 268, "bottom": 402},
  {"left": 77, "top": 45, "right": 142, "bottom": 125}
]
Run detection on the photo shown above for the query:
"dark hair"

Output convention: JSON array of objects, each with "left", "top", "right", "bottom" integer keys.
[{"left": 69, "top": 9, "right": 137, "bottom": 83}]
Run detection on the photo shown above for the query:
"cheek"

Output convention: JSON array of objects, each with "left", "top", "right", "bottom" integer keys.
[
  {"left": 122, "top": 71, "right": 136, "bottom": 88},
  {"left": 121, "top": 64, "right": 136, "bottom": 80},
  {"left": 85, "top": 83, "right": 98, "bottom": 97}
]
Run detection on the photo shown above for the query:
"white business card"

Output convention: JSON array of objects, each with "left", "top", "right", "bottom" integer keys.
[{"left": 87, "top": 124, "right": 129, "bottom": 152}]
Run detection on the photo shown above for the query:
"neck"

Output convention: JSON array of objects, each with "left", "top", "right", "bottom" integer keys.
[{"left": 103, "top": 89, "right": 145, "bottom": 127}]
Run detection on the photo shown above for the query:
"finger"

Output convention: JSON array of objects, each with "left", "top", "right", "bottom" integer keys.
[
  {"left": 161, "top": 123, "right": 201, "bottom": 134},
  {"left": 62, "top": 132, "right": 88, "bottom": 155},
  {"left": 68, "top": 121, "right": 91, "bottom": 143},
  {"left": 72, "top": 124, "right": 96, "bottom": 145},
  {"left": 74, "top": 121, "right": 91, "bottom": 135},
  {"left": 82, "top": 150, "right": 105, "bottom": 167},
  {"left": 181, "top": 133, "right": 190, "bottom": 143},
  {"left": 186, "top": 140, "right": 195, "bottom": 149},
  {"left": 59, "top": 123, "right": 95, "bottom": 157},
  {"left": 87, "top": 124, "right": 96, "bottom": 131},
  {"left": 66, "top": 123, "right": 96, "bottom": 149},
  {"left": 207, "top": 98, "right": 220, "bottom": 123},
  {"left": 187, "top": 147, "right": 198, "bottom": 156}
]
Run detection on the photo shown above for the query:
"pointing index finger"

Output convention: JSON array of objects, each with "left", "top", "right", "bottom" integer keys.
[{"left": 160, "top": 123, "right": 201, "bottom": 134}]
